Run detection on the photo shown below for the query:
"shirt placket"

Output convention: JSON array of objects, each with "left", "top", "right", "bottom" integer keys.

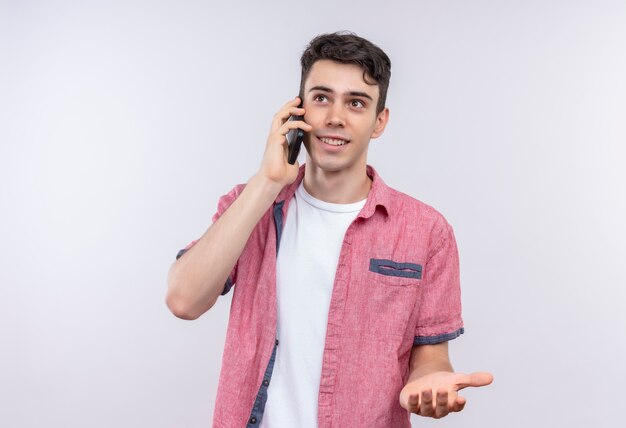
[
  {"left": 317, "top": 222, "right": 355, "bottom": 427},
  {"left": 245, "top": 200, "right": 286, "bottom": 427}
]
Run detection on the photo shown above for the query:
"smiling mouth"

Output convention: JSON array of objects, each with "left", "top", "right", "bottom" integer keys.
[{"left": 319, "top": 137, "right": 349, "bottom": 146}]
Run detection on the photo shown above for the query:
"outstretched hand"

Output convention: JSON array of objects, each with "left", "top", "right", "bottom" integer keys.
[{"left": 399, "top": 371, "right": 493, "bottom": 419}]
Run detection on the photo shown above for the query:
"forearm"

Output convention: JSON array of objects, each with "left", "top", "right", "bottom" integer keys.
[
  {"left": 166, "top": 174, "right": 282, "bottom": 319},
  {"left": 406, "top": 356, "right": 453, "bottom": 384},
  {"left": 405, "top": 342, "right": 453, "bottom": 384}
]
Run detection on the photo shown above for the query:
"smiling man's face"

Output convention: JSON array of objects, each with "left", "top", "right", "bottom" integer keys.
[{"left": 302, "top": 59, "right": 389, "bottom": 174}]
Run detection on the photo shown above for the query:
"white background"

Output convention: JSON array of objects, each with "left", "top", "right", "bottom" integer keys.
[{"left": 1, "top": 1, "right": 625, "bottom": 427}]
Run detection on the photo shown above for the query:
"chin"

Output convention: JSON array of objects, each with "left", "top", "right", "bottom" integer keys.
[{"left": 306, "top": 154, "right": 352, "bottom": 173}]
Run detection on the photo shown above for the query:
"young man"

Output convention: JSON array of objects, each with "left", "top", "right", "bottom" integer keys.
[{"left": 167, "top": 32, "right": 493, "bottom": 427}]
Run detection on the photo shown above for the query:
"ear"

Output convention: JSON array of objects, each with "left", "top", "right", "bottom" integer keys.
[{"left": 370, "top": 107, "right": 390, "bottom": 139}]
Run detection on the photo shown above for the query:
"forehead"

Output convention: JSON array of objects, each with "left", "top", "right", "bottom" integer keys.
[{"left": 304, "top": 59, "right": 379, "bottom": 100}]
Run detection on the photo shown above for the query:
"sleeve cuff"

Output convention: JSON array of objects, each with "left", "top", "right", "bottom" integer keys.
[
  {"left": 221, "top": 277, "right": 233, "bottom": 295},
  {"left": 176, "top": 248, "right": 188, "bottom": 260},
  {"left": 413, "top": 327, "right": 464, "bottom": 345}
]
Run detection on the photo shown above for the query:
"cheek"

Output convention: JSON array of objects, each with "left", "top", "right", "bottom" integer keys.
[
  {"left": 304, "top": 109, "right": 322, "bottom": 125},
  {"left": 354, "top": 119, "right": 377, "bottom": 137}
]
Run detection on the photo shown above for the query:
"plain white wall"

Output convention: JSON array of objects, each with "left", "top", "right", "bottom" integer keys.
[{"left": 1, "top": 0, "right": 625, "bottom": 427}]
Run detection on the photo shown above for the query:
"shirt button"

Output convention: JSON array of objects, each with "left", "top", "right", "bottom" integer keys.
[
  {"left": 249, "top": 416, "right": 257, "bottom": 424},
  {"left": 263, "top": 379, "right": 269, "bottom": 386},
  {"left": 275, "top": 339, "right": 279, "bottom": 346}
]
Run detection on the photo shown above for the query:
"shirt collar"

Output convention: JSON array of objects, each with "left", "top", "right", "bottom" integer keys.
[{"left": 276, "top": 164, "right": 391, "bottom": 219}]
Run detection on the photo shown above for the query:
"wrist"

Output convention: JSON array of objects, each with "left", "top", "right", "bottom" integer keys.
[{"left": 248, "top": 173, "right": 284, "bottom": 202}]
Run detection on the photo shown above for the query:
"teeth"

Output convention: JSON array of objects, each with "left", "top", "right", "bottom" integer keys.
[{"left": 320, "top": 137, "right": 348, "bottom": 146}]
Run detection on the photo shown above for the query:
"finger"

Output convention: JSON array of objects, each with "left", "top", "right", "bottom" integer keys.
[
  {"left": 278, "top": 105, "right": 306, "bottom": 123},
  {"left": 270, "top": 97, "right": 305, "bottom": 132},
  {"left": 451, "top": 395, "right": 466, "bottom": 413},
  {"left": 407, "top": 392, "right": 420, "bottom": 413},
  {"left": 434, "top": 389, "right": 449, "bottom": 419},
  {"left": 276, "top": 119, "right": 313, "bottom": 137},
  {"left": 446, "top": 389, "right": 459, "bottom": 411},
  {"left": 267, "top": 120, "right": 309, "bottom": 146},
  {"left": 455, "top": 371, "right": 494, "bottom": 390},
  {"left": 419, "top": 389, "right": 434, "bottom": 417}
]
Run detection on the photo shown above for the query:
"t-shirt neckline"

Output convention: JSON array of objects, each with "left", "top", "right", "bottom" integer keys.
[{"left": 297, "top": 181, "right": 367, "bottom": 213}]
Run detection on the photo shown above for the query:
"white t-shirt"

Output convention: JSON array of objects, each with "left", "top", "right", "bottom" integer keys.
[{"left": 260, "top": 181, "right": 366, "bottom": 427}]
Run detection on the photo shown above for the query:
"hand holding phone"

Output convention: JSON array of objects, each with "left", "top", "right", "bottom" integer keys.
[
  {"left": 286, "top": 98, "right": 306, "bottom": 165},
  {"left": 286, "top": 116, "right": 305, "bottom": 165}
]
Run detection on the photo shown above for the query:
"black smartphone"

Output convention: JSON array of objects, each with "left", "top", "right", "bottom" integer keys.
[{"left": 286, "top": 99, "right": 305, "bottom": 165}]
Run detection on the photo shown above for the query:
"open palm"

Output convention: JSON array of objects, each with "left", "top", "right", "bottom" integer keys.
[{"left": 399, "top": 371, "right": 493, "bottom": 419}]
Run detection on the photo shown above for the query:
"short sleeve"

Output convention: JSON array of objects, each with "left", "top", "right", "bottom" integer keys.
[
  {"left": 413, "top": 220, "right": 464, "bottom": 345},
  {"left": 174, "top": 184, "right": 246, "bottom": 296}
]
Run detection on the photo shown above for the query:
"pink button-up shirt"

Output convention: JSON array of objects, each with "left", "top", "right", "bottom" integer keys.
[{"left": 177, "top": 165, "right": 463, "bottom": 427}]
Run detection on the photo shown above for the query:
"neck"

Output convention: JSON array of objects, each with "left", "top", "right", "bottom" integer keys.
[{"left": 302, "top": 163, "right": 372, "bottom": 204}]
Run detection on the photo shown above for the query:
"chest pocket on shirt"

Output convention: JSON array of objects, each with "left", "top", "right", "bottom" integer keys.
[{"left": 369, "top": 258, "right": 423, "bottom": 284}]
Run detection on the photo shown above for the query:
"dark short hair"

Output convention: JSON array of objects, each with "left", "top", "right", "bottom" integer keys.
[{"left": 299, "top": 31, "right": 392, "bottom": 114}]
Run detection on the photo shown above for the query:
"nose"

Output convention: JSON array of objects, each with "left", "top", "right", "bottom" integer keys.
[{"left": 326, "top": 103, "right": 345, "bottom": 127}]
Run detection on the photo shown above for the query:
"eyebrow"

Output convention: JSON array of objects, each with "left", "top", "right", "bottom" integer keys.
[{"left": 308, "top": 85, "right": 374, "bottom": 102}]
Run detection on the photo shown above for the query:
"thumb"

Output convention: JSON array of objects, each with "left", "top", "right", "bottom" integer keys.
[{"left": 457, "top": 371, "right": 494, "bottom": 389}]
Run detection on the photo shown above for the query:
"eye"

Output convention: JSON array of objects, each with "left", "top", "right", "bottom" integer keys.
[
  {"left": 313, "top": 94, "right": 329, "bottom": 103},
  {"left": 350, "top": 99, "right": 365, "bottom": 109}
]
